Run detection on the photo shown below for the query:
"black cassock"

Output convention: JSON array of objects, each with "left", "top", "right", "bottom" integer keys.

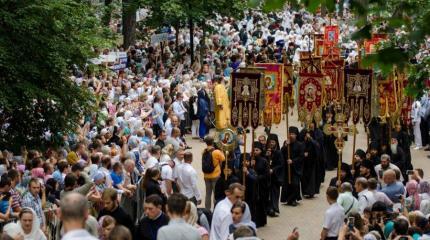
[
  {"left": 280, "top": 140, "right": 304, "bottom": 204},
  {"left": 322, "top": 119, "right": 339, "bottom": 170},
  {"left": 299, "top": 128, "right": 325, "bottom": 185},
  {"left": 301, "top": 138, "right": 321, "bottom": 197},
  {"left": 245, "top": 155, "right": 270, "bottom": 228},
  {"left": 268, "top": 149, "right": 285, "bottom": 213},
  {"left": 395, "top": 128, "right": 413, "bottom": 170}
]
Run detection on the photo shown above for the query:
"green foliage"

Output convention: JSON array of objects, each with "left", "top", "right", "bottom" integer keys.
[
  {"left": 142, "top": 0, "right": 247, "bottom": 29},
  {"left": 0, "top": 0, "right": 114, "bottom": 152}
]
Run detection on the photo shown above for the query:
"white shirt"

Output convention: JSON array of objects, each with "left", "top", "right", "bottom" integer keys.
[
  {"left": 61, "top": 229, "right": 98, "bottom": 240},
  {"left": 172, "top": 100, "right": 187, "bottom": 120},
  {"left": 172, "top": 157, "right": 183, "bottom": 180},
  {"left": 210, "top": 198, "right": 252, "bottom": 240},
  {"left": 357, "top": 189, "right": 376, "bottom": 214},
  {"left": 323, "top": 202, "right": 345, "bottom": 237},
  {"left": 160, "top": 163, "right": 174, "bottom": 194},
  {"left": 177, "top": 162, "right": 201, "bottom": 201},
  {"left": 145, "top": 156, "right": 159, "bottom": 170}
]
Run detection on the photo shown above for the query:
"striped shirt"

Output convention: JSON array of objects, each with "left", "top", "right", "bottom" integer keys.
[{"left": 9, "top": 188, "right": 21, "bottom": 210}]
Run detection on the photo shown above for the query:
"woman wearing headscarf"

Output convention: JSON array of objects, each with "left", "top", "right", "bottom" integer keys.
[
  {"left": 228, "top": 201, "right": 257, "bottom": 240},
  {"left": 6, "top": 207, "right": 47, "bottom": 240},
  {"left": 184, "top": 201, "right": 209, "bottom": 240},
  {"left": 419, "top": 181, "right": 430, "bottom": 215},
  {"left": 197, "top": 87, "right": 210, "bottom": 140},
  {"left": 405, "top": 180, "right": 421, "bottom": 211}
]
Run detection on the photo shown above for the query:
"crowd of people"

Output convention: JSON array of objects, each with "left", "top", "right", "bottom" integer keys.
[{"left": 1, "top": 2, "right": 430, "bottom": 240}]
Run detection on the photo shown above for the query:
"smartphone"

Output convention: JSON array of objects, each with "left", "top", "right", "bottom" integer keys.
[
  {"left": 348, "top": 217, "right": 355, "bottom": 231},
  {"left": 378, "top": 170, "right": 384, "bottom": 178}
]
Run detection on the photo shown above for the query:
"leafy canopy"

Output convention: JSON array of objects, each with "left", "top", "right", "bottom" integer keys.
[{"left": 0, "top": 0, "right": 114, "bottom": 152}]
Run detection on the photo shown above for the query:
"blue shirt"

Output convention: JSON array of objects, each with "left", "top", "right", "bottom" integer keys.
[
  {"left": 110, "top": 171, "right": 124, "bottom": 188},
  {"left": 380, "top": 182, "right": 405, "bottom": 203}
]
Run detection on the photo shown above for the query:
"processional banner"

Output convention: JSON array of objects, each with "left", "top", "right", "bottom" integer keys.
[
  {"left": 344, "top": 69, "right": 372, "bottom": 124},
  {"left": 254, "top": 63, "right": 284, "bottom": 126},
  {"left": 364, "top": 34, "right": 388, "bottom": 54},
  {"left": 283, "top": 64, "right": 295, "bottom": 113},
  {"left": 298, "top": 72, "right": 324, "bottom": 124},
  {"left": 322, "top": 59, "right": 344, "bottom": 103},
  {"left": 324, "top": 26, "right": 339, "bottom": 46},
  {"left": 231, "top": 72, "right": 262, "bottom": 129}
]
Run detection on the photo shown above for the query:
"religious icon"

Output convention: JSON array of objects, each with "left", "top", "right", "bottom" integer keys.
[
  {"left": 353, "top": 79, "right": 362, "bottom": 92},
  {"left": 306, "top": 85, "right": 316, "bottom": 102},
  {"left": 241, "top": 84, "right": 250, "bottom": 97},
  {"left": 216, "top": 128, "right": 238, "bottom": 152},
  {"left": 328, "top": 31, "right": 335, "bottom": 42},
  {"left": 264, "top": 76, "right": 274, "bottom": 90},
  {"left": 222, "top": 132, "right": 232, "bottom": 144}
]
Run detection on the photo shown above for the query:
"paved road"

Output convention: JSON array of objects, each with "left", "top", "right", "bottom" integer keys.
[{"left": 186, "top": 111, "right": 428, "bottom": 239}]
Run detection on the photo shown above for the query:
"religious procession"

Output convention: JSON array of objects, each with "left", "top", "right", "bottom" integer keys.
[{"left": 1, "top": 0, "right": 430, "bottom": 240}]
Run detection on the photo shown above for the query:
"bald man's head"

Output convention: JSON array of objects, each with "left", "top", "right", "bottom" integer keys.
[
  {"left": 60, "top": 192, "right": 88, "bottom": 223},
  {"left": 383, "top": 169, "right": 396, "bottom": 185}
]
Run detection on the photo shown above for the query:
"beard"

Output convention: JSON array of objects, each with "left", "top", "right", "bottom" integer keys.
[{"left": 390, "top": 144, "right": 398, "bottom": 154}]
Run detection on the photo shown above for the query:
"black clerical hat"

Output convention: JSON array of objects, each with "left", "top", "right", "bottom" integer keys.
[
  {"left": 253, "top": 141, "right": 264, "bottom": 150},
  {"left": 289, "top": 126, "right": 299, "bottom": 135}
]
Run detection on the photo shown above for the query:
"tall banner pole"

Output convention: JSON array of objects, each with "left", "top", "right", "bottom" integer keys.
[
  {"left": 351, "top": 125, "right": 357, "bottom": 165},
  {"left": 242, "top": 132, "right": 247, "bottom": 185},
  {"left": 225, "top": 151, "right": 229, "bottom": 181},
  {"left": 286, "top": 94, "right": 292, "bottom": 184}
]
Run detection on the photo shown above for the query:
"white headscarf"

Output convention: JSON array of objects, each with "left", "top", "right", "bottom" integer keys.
[{"left": 17, "top": 208, "right": 47, "bottom": 240}]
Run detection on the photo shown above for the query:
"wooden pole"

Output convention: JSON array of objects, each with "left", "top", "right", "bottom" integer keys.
[
  {"left": 242, "top": 131, "right": 247, "bottom": 185},
  {"left": 225, "top": 151, "right": 229, "bottom": 181},
  {"left": 286, "top": 95, "right": 292, "bottom": 184},
  {"left": 351, "top": 124, "right": 357, "bottom": 165},
  {"left": 337, "top": 149, "right": 342, "bottom": 183}
]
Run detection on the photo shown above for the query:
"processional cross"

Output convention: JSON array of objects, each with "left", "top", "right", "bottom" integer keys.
[{"left": 323, "top": 112, "right": 356, "bottom": 183}]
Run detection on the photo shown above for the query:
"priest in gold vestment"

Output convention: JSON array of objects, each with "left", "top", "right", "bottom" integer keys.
[{"left": 214, "top": 76, "right": 231, "bottom": 129}]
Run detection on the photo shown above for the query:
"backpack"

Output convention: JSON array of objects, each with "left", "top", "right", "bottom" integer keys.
[
  {"left": 202, "top": 149, "right": 215, "bottom": 173},
  {"left": 197, "top": 207, "right": 213, "bottom": 228}
]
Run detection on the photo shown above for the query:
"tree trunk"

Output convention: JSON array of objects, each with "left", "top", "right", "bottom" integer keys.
[
  {"left": 102, "top": 0, "right": 113, "bottom": 26},
  {"left": 175, "top": 23, "right": 179, "bottom": 60},
  {"left": 189, "top": 18, "right": 194, "bottom": 65},
  {"left": 200, "top": 20, "right": 206, "bottom": 65},
  {"left": 122, "top": 0, "right": 137, "bottom": 49}
]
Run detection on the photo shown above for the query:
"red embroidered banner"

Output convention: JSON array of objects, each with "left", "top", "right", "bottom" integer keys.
[
  {"left": 322, "top": 60, "right": 344, "bottom": 103},
  {"left": 324, "top": 26, "right": 339, "bottom": 46},
  {"left": 255, "top": 63, "right": 284, "bottom": 126},
  {"left": 298, "top": 72, "right": 324, "bottom": 124},
  {"left": 364, "top": 34, "right": 388, "bottom": 54}
]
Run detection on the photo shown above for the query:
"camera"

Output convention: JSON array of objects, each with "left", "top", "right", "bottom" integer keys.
[{"left": 348, "top": 217, "right": 355, "bottom": 231}]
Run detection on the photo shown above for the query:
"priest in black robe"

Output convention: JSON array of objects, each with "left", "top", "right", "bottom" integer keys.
[
  {"left": 299, "top": 122, "right": 325, "bottom": 184},
  {"left": 266, "top": 134, "right": 284, "bottom": 217},
  {"left": 394, "top": 122, "right": 413, "bottom": 170},
  {"left": 300, "top": 130, "right": 321, "bottom": 198},
  {"left": 280, "top": 126, "right": 304, "bottom": 206},
  {"left": 366, "top": 142, "right": 381, "bottom": 165},
  {"left": 243, "top": 142, "right": 270, "bottom": 228},
  {"left": 387, "top": 133, "right": 407, "bottom": 179},
  {"left": 322, "top": 108, "right": 338, "bottom": 170}
]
